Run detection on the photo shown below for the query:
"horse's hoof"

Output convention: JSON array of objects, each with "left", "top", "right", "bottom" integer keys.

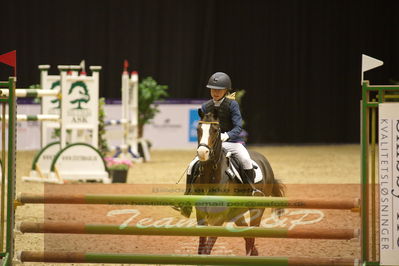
[
  {"left": 250, "top": 249, "right": 259, "bottom": 256},
  {"left": 252, "top": 189, "right": 265, "bottom": 197}
]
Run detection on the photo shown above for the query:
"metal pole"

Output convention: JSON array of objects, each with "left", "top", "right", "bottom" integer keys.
[
  {"left": 18, "top": 251, "right": 358, "bottom": 266},
  {"left": 17, "top": 221, "right": 359, "bottom": 240},
  {"left": 5, "top": 77, "right": 16, "bottom": 265},
  {"left": 17, "top": 193, "right": 360, "bottom": 210},
  {"left": 361, "top": 82, "right": 370, "bottom": 262},
  {"left": 0, "top": 102, "right": 5, "bottom": 251},
  {"left": 370, "top": 104, "right": 377, "bottom": 261}
]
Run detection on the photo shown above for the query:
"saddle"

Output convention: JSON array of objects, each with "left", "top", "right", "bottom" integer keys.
[{"left": 186, "top": 150, "right": 263, "bottom": 186}]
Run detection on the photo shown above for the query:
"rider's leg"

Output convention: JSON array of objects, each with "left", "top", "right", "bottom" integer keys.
[
  {"left": 185, "top": 156, "right": 199, "bottom": 194},
  {"left": 242, "top": 168, "right": 264, "bottom": 196},
  {"left": 223, "top": 142, "right": 264, "bottom": 196},
  {"left": 184, "top": 174, "right": 193, "bottom": 194}
]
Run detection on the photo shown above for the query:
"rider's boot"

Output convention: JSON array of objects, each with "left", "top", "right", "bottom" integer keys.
[{"left": 243, "top": 168, "right": 264, "bottom": 196}]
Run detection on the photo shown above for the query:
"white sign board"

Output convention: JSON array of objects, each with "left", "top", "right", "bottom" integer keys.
[
  {"left": 105, "top": 102, "right": 202, "bottom": 150},
  {"left": 379, "top": 103, "right": 399, "bottom": 265}
]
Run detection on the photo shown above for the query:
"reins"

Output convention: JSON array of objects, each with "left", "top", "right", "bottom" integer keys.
[{"left": 198, "top": 121, "right": 219, "bottom": 124}]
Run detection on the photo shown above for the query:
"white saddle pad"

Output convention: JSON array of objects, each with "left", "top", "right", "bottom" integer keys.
[
  {"left": 187, "top": 157, "right": 263, "bottom": 183},
  {"left": 230, "top": 160, "right": 263, "bottom": 183}
]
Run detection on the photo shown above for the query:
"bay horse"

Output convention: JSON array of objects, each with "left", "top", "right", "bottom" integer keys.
[{"left": 182, "top": 109, "right": 285, "bottom": 256}]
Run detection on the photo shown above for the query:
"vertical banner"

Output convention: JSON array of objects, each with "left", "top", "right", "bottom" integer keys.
[
  {"left": 188, "top": 109, "right": 199, "bottom": 142},
  {"left": 379, "top": 103, "right": 399, "bottom": 265}
]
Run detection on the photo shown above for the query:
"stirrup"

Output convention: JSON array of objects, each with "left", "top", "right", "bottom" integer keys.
[
  {"left": 171, "top": 206, "right": 181, "bottom": 212},
  {"left": 252, "top": 189, "right": 265, "bottom": 197}
]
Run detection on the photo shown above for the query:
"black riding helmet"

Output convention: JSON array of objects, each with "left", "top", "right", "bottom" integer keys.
[{"left": 206, "top": 72, "right": 231, "bottom": 90}]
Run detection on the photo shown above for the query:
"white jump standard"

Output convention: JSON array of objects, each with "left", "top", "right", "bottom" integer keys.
[
  {"left": 21, "top": 65, "right": 110, "bottom": 184},
  {"left": 107, "top": 62, "right": 150, "bottom": 162}
]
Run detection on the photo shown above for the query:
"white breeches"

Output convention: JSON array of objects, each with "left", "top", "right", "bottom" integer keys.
[{"left": 222, "top": 142, "right": 252, "bottom": 170}]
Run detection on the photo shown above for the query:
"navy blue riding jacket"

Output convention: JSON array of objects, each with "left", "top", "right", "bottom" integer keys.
[{"left": 201, "top": 98, "right": 243, "bottom": 143}]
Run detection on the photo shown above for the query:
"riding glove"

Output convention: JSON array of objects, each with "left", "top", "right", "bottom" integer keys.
[{"left": 221, "top": 132, "right": 229, "bottom": 142}]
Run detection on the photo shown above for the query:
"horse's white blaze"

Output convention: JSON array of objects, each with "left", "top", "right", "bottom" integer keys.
[{"left": 197, "top": 123, "right": 210, "bottom": 161}]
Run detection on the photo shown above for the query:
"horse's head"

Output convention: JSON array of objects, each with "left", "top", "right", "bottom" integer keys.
[{"left": 196, "top": 109, "right": 221, "bottom": 162}]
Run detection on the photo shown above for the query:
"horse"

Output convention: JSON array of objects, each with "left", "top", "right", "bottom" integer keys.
[{"left": 182, "top": 109, "right": 285, "bottom": 256}]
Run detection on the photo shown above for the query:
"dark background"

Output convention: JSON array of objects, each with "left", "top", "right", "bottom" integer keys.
[{"left": 1, "top": 0, "right": 398, "bottom": 144}]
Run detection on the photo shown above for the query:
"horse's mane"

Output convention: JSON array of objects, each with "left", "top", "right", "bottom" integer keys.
[{"left": 201, "top": 111, "right": 219, "bottom": 122}]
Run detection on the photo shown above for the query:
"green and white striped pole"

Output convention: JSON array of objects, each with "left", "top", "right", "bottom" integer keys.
[
  {"left": 0, "top": 114, "right": 59, "bottom": 122},
  {"left": 0, "top": 89, "right": 59, "bottom": 98}
]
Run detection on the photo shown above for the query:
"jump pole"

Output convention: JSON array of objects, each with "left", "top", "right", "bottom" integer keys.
[
  {"left": 0, "top": 114, "right": 59, "bottom": 122},
  {"left": 16, "top": 221, "right": 359, "bottom": 240},
  {"left": 17, "top": 193, "right": 360, "bottom": 210},
  {"left": 17, "top": 251, "right": 358, "bottom": 266},
  {"left": 0, "top": 89, "right": 59, "bottom": 98}
]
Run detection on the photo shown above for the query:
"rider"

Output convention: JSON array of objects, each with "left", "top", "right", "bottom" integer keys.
[{"left": 199, "top": 72, "right": 264, "bottom": 196}]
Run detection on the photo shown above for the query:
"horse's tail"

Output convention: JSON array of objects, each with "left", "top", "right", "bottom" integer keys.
[{"left": 271, "top": 178, "right": 285, "bottom": 217}]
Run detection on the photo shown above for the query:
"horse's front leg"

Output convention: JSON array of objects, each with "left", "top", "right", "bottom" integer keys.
[
  {"left": 248, "top": 208, "right": 266, "bottom": 256},
  {"left": 196, "top": 211, "right": 208, "bottom": 254},
  {"left": 234, "top": 211, "right": 254, "bottom": 256},
  {"left": 203, "top": 236, "right": 218, "bottom": 255},
  {"left": 235, "top": 209, "right": 265, "bottom": 256},
  {"left": 198, "top": 236, "right": 207, "bottom": 254}
]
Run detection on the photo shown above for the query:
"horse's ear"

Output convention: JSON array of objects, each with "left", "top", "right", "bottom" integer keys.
[{"left": 198, "top": 108, "right": 204, "bottom": 119}]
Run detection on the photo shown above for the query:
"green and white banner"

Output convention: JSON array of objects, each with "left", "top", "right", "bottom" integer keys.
[{"left": 379, "top": 103, "right": 399, "bottom": 265}]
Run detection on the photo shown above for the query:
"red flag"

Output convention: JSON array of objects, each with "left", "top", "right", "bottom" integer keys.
[
  {"left": 0, "top": 50, "right": 17, "bottom": 76},
  {"left": 123, "top": 59, "right": 129, "bottom": 73}
]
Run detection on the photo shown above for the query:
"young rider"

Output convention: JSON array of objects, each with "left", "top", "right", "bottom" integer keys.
[{"left": 200, "top": 72, "right": 263, "bottom": 196}]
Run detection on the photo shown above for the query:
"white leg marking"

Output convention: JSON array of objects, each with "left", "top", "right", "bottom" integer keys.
[{"left": 197, "top": 124, "right": 210, "bottom": 161}]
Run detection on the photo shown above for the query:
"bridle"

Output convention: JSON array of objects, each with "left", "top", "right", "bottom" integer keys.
[
  {"left": 197, "top": 120, "right": 221, "bottom": 158},
  {"left": 197, "top": 120, "right": 222, "bottom": 183}
]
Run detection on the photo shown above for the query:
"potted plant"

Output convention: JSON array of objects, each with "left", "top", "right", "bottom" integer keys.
[
  {"left": 138, "top": 77, "right": 169, "bottom": 138},
  {"left": 104, "top": 157, "right": 133, "bottom": 183}
]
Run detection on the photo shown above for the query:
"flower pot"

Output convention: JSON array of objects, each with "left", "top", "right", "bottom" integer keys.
[{"left": 110, "top": 169, "right": 128, "bottom": 183}]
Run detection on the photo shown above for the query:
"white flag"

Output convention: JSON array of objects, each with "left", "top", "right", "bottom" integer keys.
[{"left": 361, "top": 54, "right": 383, "bottom": 84}]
